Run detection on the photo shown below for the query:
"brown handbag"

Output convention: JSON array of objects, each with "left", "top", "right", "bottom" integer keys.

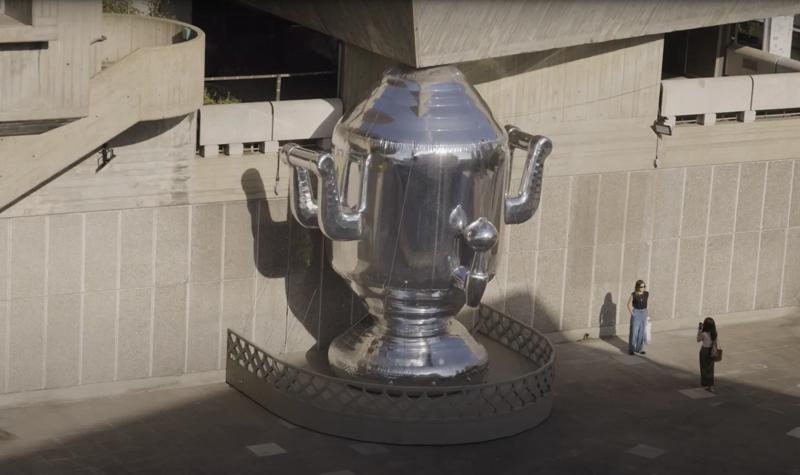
[{"left": 711, "top": 342, "right": 723, "bottom": 362}]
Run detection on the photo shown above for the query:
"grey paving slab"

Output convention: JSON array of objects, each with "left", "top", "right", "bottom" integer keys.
[
  {"left": 677, "top": 388, "right": 717, "bottom": 399},
  {"left": 349, "top": 443, "right": 389, "bottom": 455},
  {"left": 246, "top": 442, "right": 286, "bottom": 457},
  {"left": 787, "top": 427, "right": 800, "bottom": 439},
  {"left": 626, "top": 444, "right": 667, "bottom": 459},
  {"left": 278, "top": 418, "right": 298, "bottom": 430},
  {"left": 613, "top": 354, "right": 648, "bottom": 365}
]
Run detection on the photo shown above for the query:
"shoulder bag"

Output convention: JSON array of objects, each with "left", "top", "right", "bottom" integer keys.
[{"left": 710, "top": 340, "right": 723, "bottom": 362}]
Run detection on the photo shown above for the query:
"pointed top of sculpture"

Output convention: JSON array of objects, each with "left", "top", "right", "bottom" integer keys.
[{"left": 339, "top": 65, "right": 503, "bottom": 149}]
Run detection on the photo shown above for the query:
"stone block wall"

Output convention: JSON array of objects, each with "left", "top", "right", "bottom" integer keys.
[
  {"left": 483, "top": 159, "right": 800, "bottom": 336},
  {"left": 1, "top": 158, "right": 798, "bottom": 395},
  {"left": 0, "top": 191, "right": 362, "bottom": 395}
]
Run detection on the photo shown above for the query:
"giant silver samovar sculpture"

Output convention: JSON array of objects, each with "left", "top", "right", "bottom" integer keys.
[{"left": 280, "top": 66, "right": 551, "bottom": 385}]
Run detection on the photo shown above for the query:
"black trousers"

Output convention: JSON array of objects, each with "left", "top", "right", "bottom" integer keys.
[{"left": 699, "top": 347, "right": 715, "bottom": 387}]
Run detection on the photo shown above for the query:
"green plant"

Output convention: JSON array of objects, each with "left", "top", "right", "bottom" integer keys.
[
  {"left": 203, "top": 87, "right": 241, "bottom": 105},
  {"left": 102, "top": 0, "right": 141, "bottom": 14},
  {"left": 102, "top": 0, "right": 173, "bottom": 18}
]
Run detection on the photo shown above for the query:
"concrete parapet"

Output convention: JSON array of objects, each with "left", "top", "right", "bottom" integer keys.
[
  {"left": 737, "top": 110, "right": 756, "bottom": 123},
  {"left": 272, "top": 99, "right": 343, "bottom": 141},
  {"left": 697, "top": 113, "right": 716, "bottom": 126},
  {"left": 726, "top": 45, "right": 800, "bottom": 75},
  {"left": 660, "top": 72, "right": 800, "bottom": 126},
  {"left": 751, "top": 73, "right": 800, "bottom": 110},
  {"left": 660, "top": 76, "right": 752, "bottom": 118},
  {"left": 775, "top": 57, "right": 800, "bottom": 73},
  {"left": 198, "top": 102, "right": 273, "bottom": 150},
  {"left": 200, "top": 145, "right": 219, "bottom": 158},
  {"left": 197, "top": 99, "right": 342, "bottom": 155},
  {"left": 223, "top": 144, "right": 244, "bottom": 156}
]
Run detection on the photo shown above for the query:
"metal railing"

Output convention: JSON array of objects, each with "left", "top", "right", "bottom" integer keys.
[{"left": 204, "top": 70, "right": 336, "bottom": 101}]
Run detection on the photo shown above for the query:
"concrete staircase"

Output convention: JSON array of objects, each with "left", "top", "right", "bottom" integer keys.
[
  {"left": 0, "top": 14, "right": 204, "bottom": 212},
  {"left": 0, "top": 69, "right": 140, "bottom": 211}
]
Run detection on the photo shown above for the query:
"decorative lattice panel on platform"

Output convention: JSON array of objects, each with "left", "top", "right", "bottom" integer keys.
[{"left": 227, "top": 304, "right": 554, "bottom": 423}]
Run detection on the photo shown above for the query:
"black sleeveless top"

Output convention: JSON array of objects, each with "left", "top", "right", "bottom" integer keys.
[{"left": 632, "top": 291, "right": 649, "bottom": 309}]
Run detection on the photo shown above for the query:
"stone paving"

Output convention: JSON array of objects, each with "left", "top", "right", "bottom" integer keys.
[{"left": 0, "top": 313, "right": 798, "bottom": 474}]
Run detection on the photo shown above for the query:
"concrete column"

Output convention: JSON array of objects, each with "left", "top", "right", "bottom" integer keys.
[
  {"left": 341, "top": 43, "right": 399, "bottom": 114},
  {"left": 763, "top": 16, "right": 794, "bottom": 58}
]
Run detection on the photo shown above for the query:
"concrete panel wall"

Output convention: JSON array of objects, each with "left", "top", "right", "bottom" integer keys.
[
  {"left": 494, "top": 159, "right": 800, "bottom": 338},
  {"left": 0, "top": 194, "right": 359, "bottom": 395},
  {"left": 0, "top": 0, "right": 102, "bottom": 122},
  {"left": 1, "top": 157, "right": 799, "bottom": 395}
]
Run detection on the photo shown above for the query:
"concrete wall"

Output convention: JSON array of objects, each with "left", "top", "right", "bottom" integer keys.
[
  {"left": 0, "top": 196, "right": 357, "bottom": 394},
  {"left": 342, "top": 35, "right": 663, "bottom": 125},
  {"left": 246, "top": 0, "right": 800, "bottom": 67},
  {"left": 484, "top": 159, "right": 800, "bottom": 337},
  {"left": 0, "top": 0, "right": 102, "bottom": 122},
  {"left": 0, "top": 12, "right": 205, "bottom": 211},
  {"left": 3, "top": 12, "right": 800, "bottom": 397},
  {"left": 2, "top": 157, "right": 799, "bottom": 394}
]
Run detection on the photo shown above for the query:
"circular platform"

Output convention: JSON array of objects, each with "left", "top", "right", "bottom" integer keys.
[{"left": 225, "top": 305, "right": 555, "bottom": 445}]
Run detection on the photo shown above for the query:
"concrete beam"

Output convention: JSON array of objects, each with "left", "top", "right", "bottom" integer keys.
[{"left": 245, "top": 0, "right": 800, "bottom": 67}]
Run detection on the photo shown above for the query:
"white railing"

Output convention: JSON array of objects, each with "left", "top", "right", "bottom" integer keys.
[
  {"left": 197, "top": 98, "right": 342, "bottom": 157},
  {"left": 659, "top": 72, "right": 800, "bottom": 127}
]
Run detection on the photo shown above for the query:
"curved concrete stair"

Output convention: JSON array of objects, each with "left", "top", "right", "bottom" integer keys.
[{"left": 0, "top": 15, "right": 203, "bottom": 212}]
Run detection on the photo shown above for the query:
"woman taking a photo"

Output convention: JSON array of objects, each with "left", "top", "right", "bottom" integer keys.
[
  {"left": 697, "top": 317, "right": 720, "bottom": 392},
  {"left": 626, "top": 280, "right": 648, "bottom": 355}
]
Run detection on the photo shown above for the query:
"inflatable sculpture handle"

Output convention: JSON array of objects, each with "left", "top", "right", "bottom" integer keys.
[
  {"left": 452, "top": 217, "right": 498, "bottom": 307},
  {"left": 280, "top": 143, "right": 363, "bottom": 241},
  {"left": 504, "top": 125, "right": 553, "bottom": 225}
]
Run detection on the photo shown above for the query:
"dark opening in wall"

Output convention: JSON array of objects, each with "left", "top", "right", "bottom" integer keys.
[
  {"left": 191, "top": 0, "right": 338, "bottom": 102},
  {"left": 662, "top": 25, "right": 730, "bottom": 79}
]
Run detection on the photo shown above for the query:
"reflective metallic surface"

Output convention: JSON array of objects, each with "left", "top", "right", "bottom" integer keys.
[{"left": 280, "top": 66, "right": 551, "bottom": 384}]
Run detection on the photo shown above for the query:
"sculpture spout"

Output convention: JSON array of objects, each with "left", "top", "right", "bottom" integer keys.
[
  {"left": 280, "top": 143, "right": 363, "bottom": 241},
  {"left": 504, "top": 126, "right": 553, "bottom": 225},
  {"left": 452, "top": 217, "right": 498, "bottom": 307}
]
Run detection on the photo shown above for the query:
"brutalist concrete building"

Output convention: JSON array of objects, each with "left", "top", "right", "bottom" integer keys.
[{"left": 1, "top": 0, "right": 799, "bottom": 400}]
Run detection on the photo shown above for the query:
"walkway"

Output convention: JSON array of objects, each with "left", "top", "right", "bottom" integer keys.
[{"left": 0, "top": 313, "right": 798, "bottom": 474}]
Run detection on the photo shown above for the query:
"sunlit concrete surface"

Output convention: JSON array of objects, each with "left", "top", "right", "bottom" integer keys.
[{"left": 0, "top": 312, "right": 797, "bottom": 474}]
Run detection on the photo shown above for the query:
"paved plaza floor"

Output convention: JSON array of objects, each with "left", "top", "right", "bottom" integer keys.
[{"left": 0, "top": 313, "right": 798, "bottom": 474}]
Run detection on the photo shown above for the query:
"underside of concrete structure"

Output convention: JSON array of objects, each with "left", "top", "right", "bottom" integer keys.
[{"left": 243, "top": 0, "right": 800, "bottom": 66}]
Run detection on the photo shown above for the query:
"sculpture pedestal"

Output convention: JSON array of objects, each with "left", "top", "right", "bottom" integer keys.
[
  {"left": 225, "top": 305, "right": 555, "bottom": 445},
  {"left": 327, "top": 315, "right": 489, "bottom": 385}
]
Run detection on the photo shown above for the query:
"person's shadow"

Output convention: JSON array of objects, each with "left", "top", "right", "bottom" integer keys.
[
  {"left": 241, "top": 168, "right": 361, "bottom": 354},
  {"left": 598, "top": 292, "right": 628, "bottom": 353}
]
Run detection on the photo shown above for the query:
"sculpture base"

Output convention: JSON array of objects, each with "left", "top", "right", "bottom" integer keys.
[
  {"left": 327, "top": 315, "right": 489, "bottom": 385},
  {"left": 225, "top": 305, "right": 555, "bottom": 445}
]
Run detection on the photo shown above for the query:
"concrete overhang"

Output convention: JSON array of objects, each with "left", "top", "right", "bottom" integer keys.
[{"left": 243, "top": 0, "right": 800, "bottom": 67}]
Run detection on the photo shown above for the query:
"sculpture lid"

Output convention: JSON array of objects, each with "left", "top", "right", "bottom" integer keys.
[{"left": 338, "top": 66, "right": 504, "bottom": 151}]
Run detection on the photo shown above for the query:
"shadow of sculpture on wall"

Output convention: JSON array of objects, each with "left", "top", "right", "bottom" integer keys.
[
  {"left": 242, "top": 168, "right": 360, "bottom": 353},
  {"left": 502, "top": 288, "right": 629, "bottom": 353}
]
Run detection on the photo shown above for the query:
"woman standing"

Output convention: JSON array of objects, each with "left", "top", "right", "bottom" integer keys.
[
  {"left": 626, "top": 280, "right": 648, "bottom": 355},
  {"left": 697, "top": 317, "right": 719, "bottom": 392}
]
